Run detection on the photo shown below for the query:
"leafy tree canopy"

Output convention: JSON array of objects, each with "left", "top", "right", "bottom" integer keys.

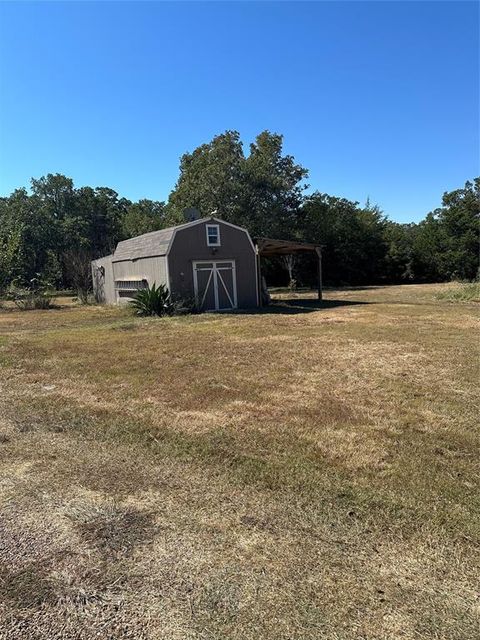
[
  {"left": 412, "top": 179, "right": 479, "bottom": 281},
  {"left": 0, "top": 133, "right": 477, "bottom": 294},
  {"left": 167, "top": 130, "right": 308, "bottom": 236}
]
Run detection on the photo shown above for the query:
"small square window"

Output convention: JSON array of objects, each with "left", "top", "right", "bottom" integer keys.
[{"left": 206, "top": 224, "right": 220, "bottom": 246}]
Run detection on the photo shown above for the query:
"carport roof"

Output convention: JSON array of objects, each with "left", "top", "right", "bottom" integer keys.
[{"left": 254, "top": 237, "right": 322, "bottom": 256}]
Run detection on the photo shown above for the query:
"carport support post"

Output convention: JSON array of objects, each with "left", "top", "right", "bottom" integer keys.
[
  {"left": 256, "top": 249, "right": 263, "bottom": 308},
  {"left": 315, "top": 247, "right": 323, "bottom": 301}
]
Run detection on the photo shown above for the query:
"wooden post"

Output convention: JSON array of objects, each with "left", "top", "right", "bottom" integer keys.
[
  {"left": 256, "top": 249, "right": 263, "bottom": 308},
  {"left": 315, "top": 247, "right": 323, "bottom": 301}
]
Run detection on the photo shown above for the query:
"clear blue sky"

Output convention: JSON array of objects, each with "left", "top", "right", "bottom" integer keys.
[{"left": 0, "top": 1, "right": 478, "bottom": 223}]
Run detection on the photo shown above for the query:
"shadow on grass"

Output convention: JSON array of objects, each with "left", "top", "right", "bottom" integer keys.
[
  {"left": 239, "top": 298, "right": 369, "bottom": 315},
  {"left": 0, "top": 302, "right": 77, "bottom": 314},
  {"left": 269, "top": 285, "right": 386, "bottom": 294}
]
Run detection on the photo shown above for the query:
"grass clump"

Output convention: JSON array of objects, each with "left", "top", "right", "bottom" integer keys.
[{"left": 435, "top": 281, "right": 480, "bottom": 302}]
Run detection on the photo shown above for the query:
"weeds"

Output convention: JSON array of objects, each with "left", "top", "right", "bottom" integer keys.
[
  {"left": 435, "top": 281, "right": 480, "bottom": 302},
  {"left": 6, "top": 276, "right": 53, "bottom": 310}
]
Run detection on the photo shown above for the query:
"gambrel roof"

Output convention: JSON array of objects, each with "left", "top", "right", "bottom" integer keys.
[
  {"left": 112, "top": 217, "right": 255, "bottom": 262},
  {"left": 112, "top": 217, "right": 226, "bottom": 262},
  {"left": 113, "top": 226, "right": 177, "bottom": 262}
]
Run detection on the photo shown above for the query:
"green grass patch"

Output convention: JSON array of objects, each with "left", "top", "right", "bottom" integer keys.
[{"left": 435, "top": 281, "right": 480, "bottom": 302}]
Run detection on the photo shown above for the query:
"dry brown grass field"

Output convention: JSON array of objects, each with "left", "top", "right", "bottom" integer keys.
[{"left": 0, "top": 283, "right": 478, "bottom": 639}]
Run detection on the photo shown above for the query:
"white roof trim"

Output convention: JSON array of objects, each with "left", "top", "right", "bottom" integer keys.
[
  {"left": 211, "top": 218, "right": 256, "bottom": 253},
  {"left": 165, "top": 216, "right": 210, "bottom": 255}
]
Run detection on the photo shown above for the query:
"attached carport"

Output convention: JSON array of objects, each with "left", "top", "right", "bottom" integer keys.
[{"left": 254, "top": 237, "right": 324, "bottom": 306}]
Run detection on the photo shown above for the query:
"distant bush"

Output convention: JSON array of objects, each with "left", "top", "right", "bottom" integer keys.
[
  {"left": 130, "top": 283, "right": 174, "bottom": 317},
  {"left": 7, "top": 276, "right": 53, "bottom": 310},
  {"left": 288, "top": 278, "right": 298, "bottom": 292},
  {"left": 436, "top": 282, "right": 480, "bottom": 302}
]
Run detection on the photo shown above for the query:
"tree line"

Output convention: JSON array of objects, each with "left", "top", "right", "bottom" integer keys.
[{"left": 0, "top": 130, "right": 478, "bottom": 297}]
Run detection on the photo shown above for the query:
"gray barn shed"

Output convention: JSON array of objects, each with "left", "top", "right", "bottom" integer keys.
[{"left": 91, "top": 217, "right": 259, "bottom": 311}]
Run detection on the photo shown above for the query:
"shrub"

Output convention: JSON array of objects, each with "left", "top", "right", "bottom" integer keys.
[
  {"left": 130, "top": 283, "right": 174, "bottom": 317},
  {"left": 7, "top": 276, "right": 53, "bottom": 310},
  {"left": 63, "top": 248, "right": 92, "bottom": 304},
  {"left": 288, "top": 278, "right": 298, "bottom": 292}
]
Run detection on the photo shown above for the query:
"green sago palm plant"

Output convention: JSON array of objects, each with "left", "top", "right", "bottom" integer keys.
[{"left": 130, "top": 283, "right": 174, "bottom": 317}]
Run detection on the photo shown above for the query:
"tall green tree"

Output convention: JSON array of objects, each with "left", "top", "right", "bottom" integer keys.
[
  {"left": 30, "top": 173, "right": 75, "bottom": 221},
  {"left": 167, "top": 130, "right": 246, "bottom": 225},
  {"left": 300, "top": 193, "right": 387, "bottom": 285},
  {"left": 167, "top": 130, "right": 308, "bottom": 236},
  {"left": 243, "top": 131, "right": 308, "bottom": 236},
  {"left": 60, "top": 186, "right": 127, "bottom": 298},
  {"left": 0, "top": 221, "right": 23, "bottom": 292},
  {"left": 0, "top": 188, "right": 57, "bottom": 286},
  {"left": 121, "top": 199, "right": 166, "bottom": 239},
  {"left": 383, "top": 221, "right": 417, "bottom": 282},
  {"left": 62, "top": 186, "right": 126, "bottom": 257},
  {"left": 412, "top": 179, "right": 479, "bottom": 281}
]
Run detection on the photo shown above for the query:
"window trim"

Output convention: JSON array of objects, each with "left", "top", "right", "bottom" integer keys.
[{"left": 206, "top": 224, "right": 221, "bottom": 247}]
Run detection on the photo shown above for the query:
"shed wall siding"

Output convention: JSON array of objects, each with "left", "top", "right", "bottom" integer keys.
[
  {"left": 91, "top": 255, "right": 115, "bottom": 304},
  {"left": 168, "top": 221, "right": 258, "bottom": 308},
  {"left": 112, "top": 257, "right": 168, "bottom": 302}
]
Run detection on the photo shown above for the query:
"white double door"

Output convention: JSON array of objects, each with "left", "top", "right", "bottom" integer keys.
[{"left": 193, "top": 260, "right": 237, "bottom": 311}]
